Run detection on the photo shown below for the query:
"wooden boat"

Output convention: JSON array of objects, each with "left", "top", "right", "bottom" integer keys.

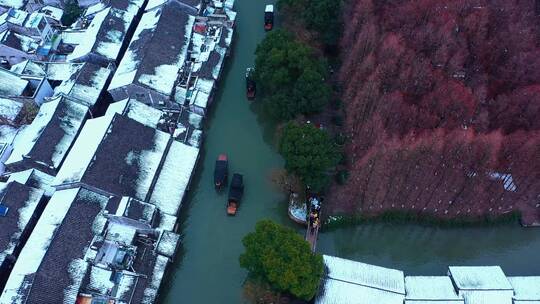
[
  {"left": 214, "top": 154, "right": 228, "bottom": 190},
  {"left": 246, "top": 68, "right": 256, "bottom": 100},
  {"left": 288, "top": 192, "right": 308, "bottom": 225},
  {"left": 227, "top": 173, "right": 244, "bottom": 215},
  {"left": 264, "top": 5, "right": 274, "bottom": 31}
]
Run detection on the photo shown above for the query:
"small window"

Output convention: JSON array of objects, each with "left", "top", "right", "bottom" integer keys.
[{"left": 0, "top": 205, "right": 8, "bottom": 217}]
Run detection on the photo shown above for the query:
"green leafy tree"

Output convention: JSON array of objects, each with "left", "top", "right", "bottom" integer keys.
[
  {"left": 61, "top": 0, "right": 82, "bottom": 26},
  {"left": 303, "top": 0, "right": 343, "bottom": 46},
  {"left": 239, "top": 220, "right": 324, "bottom": 301},
  {"left": 279, "top": 122, "right": 340, "bottom": 191},
  {"left": 278, "top": 0, "right": 343, "bottom": 46},
  {"left": 255, "top": 30, "right": 331, "bottom": 120}
]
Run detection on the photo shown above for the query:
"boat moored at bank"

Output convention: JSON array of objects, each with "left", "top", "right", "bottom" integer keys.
[{"left": 264, "top": 5, "right": 274, "bottom": 31}]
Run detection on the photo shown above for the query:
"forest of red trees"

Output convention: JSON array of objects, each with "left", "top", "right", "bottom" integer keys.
[{"left": 331, "top": 0, "right": 540, "bottom": 224}]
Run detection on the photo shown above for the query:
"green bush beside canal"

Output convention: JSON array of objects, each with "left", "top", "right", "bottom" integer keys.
[{"left": 324, "top": 210, "right": 523, "bottom": 230}]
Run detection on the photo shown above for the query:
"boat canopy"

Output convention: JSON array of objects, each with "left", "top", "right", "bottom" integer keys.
[
  {"left": 265, "top": 5, "right": 274, "bottom": 13},
  {"left": 228, "top": 173, "right": 244, "bottom": 202},
  {"left": 214, "top": 160, "right": 228, "bottom": 183}
]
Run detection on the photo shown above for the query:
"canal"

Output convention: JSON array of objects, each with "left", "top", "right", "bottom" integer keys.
[{"left": 160, "top": 0, "right": 540, "bottom": 303}]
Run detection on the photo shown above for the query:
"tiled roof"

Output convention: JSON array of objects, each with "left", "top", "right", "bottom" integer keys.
[
  {"left": 6, "top": 96, "right": 89, "bottom": 172},
  {"left": 109, "top": 0, "right": 195, "bottom": 98},
  {"left": 0, "top": 181, "right": 44, "bottom": 267}
]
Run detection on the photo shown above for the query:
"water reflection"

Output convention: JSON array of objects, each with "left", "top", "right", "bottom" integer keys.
[{"left": 318, "top": 223, "right": 540, "bottom": 275}]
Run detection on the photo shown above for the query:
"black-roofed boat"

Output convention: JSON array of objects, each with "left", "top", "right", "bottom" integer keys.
[
  {"left": 214, "top": 154, "right": 228, "bottom": 190},
  {"left": 227, "top": 173, "right": 244, "bottom": 215},
  {"left": 246, "top": 67, "right": 256, "bottom": 100},
  {"left": 264, "top": 4, "right": 274, "bottom": 31}
]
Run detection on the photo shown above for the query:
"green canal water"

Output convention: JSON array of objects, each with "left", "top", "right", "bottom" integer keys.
[{"left": 160, "top": 1, "right": 540, "bottom": 303}]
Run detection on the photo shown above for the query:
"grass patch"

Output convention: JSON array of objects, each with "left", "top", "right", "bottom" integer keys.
[{"left": 324, "top": 210, "right": 522, "bottom": 231}]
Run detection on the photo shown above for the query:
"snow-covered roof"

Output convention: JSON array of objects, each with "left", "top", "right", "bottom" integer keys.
[
  {"left": 324, "top": 255, "right": 405, "bottom": 294},
  {"left": 9, "top": 60, "right": 46, "bottom": 77},
  {"left": 1, "top": 30, "right": 38, "bottom": 53},
  {"left": 146, "top": 0, "right": 200, "bottom": 12},
  {"left": 7, "top": 168, "right": 55, "bottom": 196},
  {"left": 0, "top": 181, "right": 44, "bottom": 268},
  {"left": 53, "top": 114, "right": 113, "bottom": 185},
  {"left": 145, "top": 106, "right": 203, "bottom": 147},
  {"left": 190, "top": 77, "right": 214, "bottom": 110},
  {"left": 448, "top": 266, "right": 513, "bottom": 291},
  {"left": 55, "top": 114, "right": 166, "bottom": 200},
  {"left": 508, "top": 277, "right": 540, "bottom": 301},
  {"left": 86, "top": 266, "right": 114, "bottom": 294},
  {"left": 0, "top": 68, "right": 28, "bottom": 97},
  {"left": 6, "top": 96, "right": 89, "bottom": 171},
  {"left": 149, "top": 140, "right": 198, "bottom": 215},
  {"left": 53, "top": 63, "right": 111, "bottom": 107},
  {"left": 60, "top": 29, "right": 86, "bottom": 45},
  {"left": 66, "top": 7, "right": 137, "bottom": 62},
  {"left": 0, "top": 98, "right": 23, "bottom": 122},
  {"left": 40, "top": 5, "right": 63, "bottom": 22},
  {"left": 106, "top": 98, "right": 164, "bottom": 128},
  {"left": 139, "top": 254, "right": 169, "bottom": 303},
  {"left": 316, "top": 278, "right": 405, "bottom": 304},
  {"left": 56, "top": 112, "right": 199, "bottom": 216},
  {"left": 0, "top": 8, "right": 28, "bottom": 26},
  {"left": 0, "top": 187, "right": 96, "bottom": 303},
  {"left": 0, "top": 0, "right": 25, "bottom": 9},
  {"left": 37, "top": 61, "right": 84, "bottom": 81},
  {"left": 0, "top": 124, "right": 18, "bottom": 144},
  {"left": 108, "top": 0, "right": 195, "bottom": 98},
  {"left": 114, "top": 196, "right": 157, "bottom": 224},
  {"left": 84, "top": 2, "right": 106, "bottom": 16},
  {"left": 459, "top": 290, "right": 513, "bottom": 304},
  {"left": 23, "top": 12, "right": 45, "bottom": 28},
  {"left": 156, "top": 230, "right": 180, "bottom": 257},
  {"left": 86, "top": 0, "right": 144, "bottom": 17},
  {"left": 317, "top": 256, "right": 406, "bottom": 304},
  {"left": 405, "top": 276, "right": 463, "bottom": 303},
  {"left": 1, "top": 181, "right": 178, "bottom": 304},
  {"left": 317, "top": 258, "right": 537, "bottom": 304},
  {"left": 105, "top": 221, "right": 137, "bottom": 244}
]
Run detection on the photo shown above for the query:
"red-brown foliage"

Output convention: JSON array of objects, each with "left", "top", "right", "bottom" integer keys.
[{"left": 332, "top": 0, "right": 540, "bottom": 224}]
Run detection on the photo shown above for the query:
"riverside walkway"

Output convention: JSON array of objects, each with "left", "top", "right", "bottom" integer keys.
[{"left": 306, "top": 219, "right": 320, "bottom": 252}]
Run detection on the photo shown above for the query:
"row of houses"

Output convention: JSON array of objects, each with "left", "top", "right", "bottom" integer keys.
[
  {"left": 317, "top": 255, "right": 540, "bottom": 304},
  {"left": 0, "top": 0, "right": 236, "bottom": 303}
]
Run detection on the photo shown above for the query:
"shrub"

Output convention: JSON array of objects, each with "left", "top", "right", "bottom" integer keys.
[
  {"left": 239, "top": 220, "right": 324, "bottom": 301},
  {"left": 279, "top": 122, "right": 340, "bottom": 191}
]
